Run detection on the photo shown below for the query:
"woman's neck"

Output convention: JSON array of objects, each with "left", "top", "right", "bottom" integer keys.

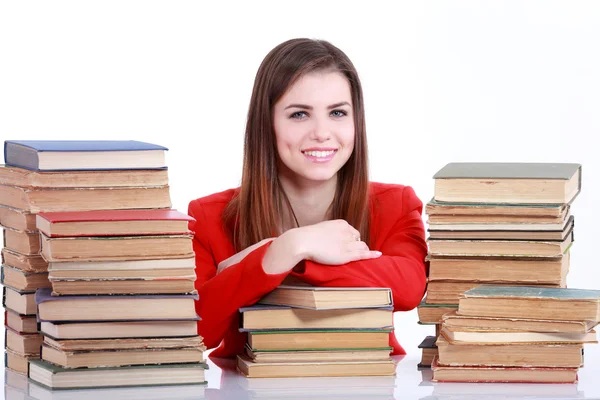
[{"left": 278, "top": 174, "right": 337, "bottom": 230}]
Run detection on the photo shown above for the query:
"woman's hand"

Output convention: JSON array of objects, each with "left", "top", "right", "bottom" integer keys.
[
  {"left": 217, "top": 237, "right": 274, "bottom": 274},
  {"left": 292, "top": 219, "right": 381, "bottom": 265}
]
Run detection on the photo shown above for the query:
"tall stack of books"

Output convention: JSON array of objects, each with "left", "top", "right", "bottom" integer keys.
[
  {"left": 417, "top": 162, "right": 581, "bottom": 368},
  {"left": 0, "top": 140, "right": 207, "bottom": 388},
  {"left": 236, "top": 282, "right": 397, "bottom": 378},
  {"left": 433, "top": 285, "right": 599, "bottom": 383},
  {"left": 0, "top": 140, "right": 171, "bottom": 374}
]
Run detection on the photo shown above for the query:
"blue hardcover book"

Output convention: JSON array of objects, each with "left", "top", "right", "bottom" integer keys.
[{"left": 4, "top": 140, "right": 168, "bottom": 171}]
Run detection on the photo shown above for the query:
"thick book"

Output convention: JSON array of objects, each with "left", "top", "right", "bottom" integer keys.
[
  {"left": 441, "top": 325, "right": 597, "bottom": 345},
  {"left": 5, "top": 327, "right": 43, "bottom": 356},
  {"left": 247, "top": 328, "right": 392, "bottom": 351},
  {"left": 428, "top": 215, "right": 574, "bottom": 235},
  {"left": 1, "top": 264, "right": 51, "bottom": 291},
  {"left": 416, "top": 299, "right": 457, "bottom": 324},
  {"left": 0, "top": 164, "right": 169, "bottom": 188},
  {"left": 3, "top": 285, "right": 37, "bottom": 315},
  {"left": 49, "top": 275, "right": 197, "bottom": 296},
  {"left": 2, "top": 247, "right": 48, "bottom": 272},
  {"left": 40, "top": 233, "right": 194, "bottom": 262},
  {"left": 48, "top": 266, "right": 195, "bottom": 280},
  {"left": 43, "top": 335, "right": 205, "bottom": 352},
  {"left": 3, "top": 227, "right": 41, "bottom": 254},
  {"left": 441, "top": 310, "right": 599, "bottom": 333},
  {"left": 35, "top": 287, "right": 198, "bottom": 321},
  {"left": 28, "top": 359, "right": 207, "bottom": 389},
  {"left": 433, "top": 162, "right": 581, "bottom": 204},
  {"left": 5, "top": 348, "right": 36, "bottom": 375},
  {"left": 425, "top": 281, "right": 563, "bottom": 305},
  {"left": 425, "top": 198, "right": 568, "bottom": 218},
  {"left": 257, "top": 284, "right": 392, "bottom": 310},
  {"left": 427, "top": 254, "right": 568, "bottom": 285},
  {"left": 41, "top": 343, "right": 205, "bottom": 369},
  {"left": 40, "top": 318, "right": 200, "bottom": 340},
  {"left": 418, "top": 335, "right": 438, "bottom": 368},
  {"left": 436, "top": 334, "right": 583, "bottom": 368},
  {"left": 240, "top": 304, "right": 393, "bottom": 331},
  {"left": 236, "top": 354, "right": 395, "bottom": 378},
  {"left": 428, "top": 228, "right": 573, "bottom": 257},
  {"left": 4, "top": 140, "right": 168, "bottom": 171},
  {"left": 36, "top": 209, "right": 194, "bottom": 237},
  {"left": 458, "top": 285, "right": 600, "bottom": 322},
  {"left": 431, "top": 357, "right": 578, "bottom": 383},
  {"left": 5, "top": 309, "right": 39, "bottom": 333},
  {"left": 0, "top": 204, "right": 37, "bottom": 231},
  {"left": 245, "top": 345, "right": 392, "bottom": 363},
  {"left": 48, "top": 256, "right": 196, "bottom": 272},
  {"left": 0, "top": 184, "right": 172, "bottom": 213}
]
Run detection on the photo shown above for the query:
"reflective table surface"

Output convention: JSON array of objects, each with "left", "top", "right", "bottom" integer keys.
[{"left": 4, "top": 344, "right": 600, "bottom": 400}]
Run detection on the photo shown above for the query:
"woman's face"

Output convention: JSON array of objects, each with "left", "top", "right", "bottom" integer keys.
[{"left": 273, "top": 70, "right": 355, "bottom": 186}]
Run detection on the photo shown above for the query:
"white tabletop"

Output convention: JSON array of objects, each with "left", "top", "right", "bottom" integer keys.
[{"left": 4, "top": 343, "right": 600, "bottom": 400}]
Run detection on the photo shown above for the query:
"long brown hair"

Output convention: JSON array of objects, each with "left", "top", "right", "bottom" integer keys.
[{"left": 224, "top": 38, "right": 370, "bottom": 251}]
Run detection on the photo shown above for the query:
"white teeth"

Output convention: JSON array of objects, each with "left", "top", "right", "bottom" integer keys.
[{"left": 303, "top": 150, "right": 335, "bottom": 158}]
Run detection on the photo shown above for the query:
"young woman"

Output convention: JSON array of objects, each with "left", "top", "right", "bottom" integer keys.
[{"left": 188, "top": 38, "right": 428, "bottom": 360}]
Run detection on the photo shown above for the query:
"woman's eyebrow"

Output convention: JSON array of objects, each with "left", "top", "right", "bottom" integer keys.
[{"left": 284, "top": 101, "right": 351, "bottom": 110}]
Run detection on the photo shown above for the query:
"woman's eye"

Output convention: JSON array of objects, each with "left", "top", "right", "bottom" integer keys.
[
  {"left": 290, "top": 111, "right": 308, "bottom": 119},
  {"left": 331, "top": 110, "right": 347, "bottom": 117}
]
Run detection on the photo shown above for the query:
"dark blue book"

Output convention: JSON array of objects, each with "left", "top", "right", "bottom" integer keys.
[{"left": 4, "top": 140, "right": 168, "bottom": 171}]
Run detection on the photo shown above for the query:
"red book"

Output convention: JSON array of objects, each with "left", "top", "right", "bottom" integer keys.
[{"left": 36, "top": 209, "right": 194, "bottom": 237}]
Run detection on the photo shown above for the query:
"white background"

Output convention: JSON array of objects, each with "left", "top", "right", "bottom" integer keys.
[{"left": 1, "top": 0, "right": 600, "bottom": 395}]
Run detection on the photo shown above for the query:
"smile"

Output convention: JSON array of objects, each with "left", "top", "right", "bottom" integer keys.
[{"left": 301, "top": 149, "right": 337, "bottom": 163}]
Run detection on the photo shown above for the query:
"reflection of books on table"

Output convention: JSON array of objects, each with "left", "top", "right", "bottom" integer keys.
[
  {"left": 427, "top": 380, "right": 583, "bottom": 399},
  {"left": 235, "top": 373, "right": 396, "bottom": 398}
]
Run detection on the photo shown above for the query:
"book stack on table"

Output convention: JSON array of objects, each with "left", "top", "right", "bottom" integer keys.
[
  {"left": 0, "top": 140, "right": 208, "bottom": 389},
  {"left": 432, "top": 285, "right": 599, "bottom": 383},
  {"left": 417, "top": 162, "right": 582, "bottom": 369},
  {"left": 236, "top": 282, "right": 397, "bottom": 378}
]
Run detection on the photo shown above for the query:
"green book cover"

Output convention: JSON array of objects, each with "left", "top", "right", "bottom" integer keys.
[
  {"left": 433, "top": 162, "right": 581, "bottom": 180},
  {"left": 463, "top": 285, "right": 600, "bottom": 301},
  {"left": 418, "top": 300, "right": 458, "bottom": 308},
  {"left": 28, "top": 359, "right": 208, "bottom": 390}
]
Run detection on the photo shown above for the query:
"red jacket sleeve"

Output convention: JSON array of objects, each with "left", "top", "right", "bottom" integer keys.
[
  {"left": 188, "top": 199, "right": 289, "bottom": 354},
  {"left": 290, "top": 186, "right": 428, "bottom": 311}
]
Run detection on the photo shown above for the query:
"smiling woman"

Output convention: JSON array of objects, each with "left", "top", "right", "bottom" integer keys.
[{"left": 187, "top": 38, "right": 428, "bottom": 360}]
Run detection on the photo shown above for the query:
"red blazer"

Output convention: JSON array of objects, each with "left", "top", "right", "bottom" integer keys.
[{"left": 188, "top": 182, "right": 428, "bottom": 359}]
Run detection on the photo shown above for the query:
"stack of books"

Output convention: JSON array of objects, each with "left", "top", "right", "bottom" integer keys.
[
  {"left": 0, "top": 140, "right": 207, "bottom": 388},
  {"left": 432, "top": 285, "right": 599, "bottom": 383},
  {"left": 417, "top": 162, "right": 581, "bottom": 367},
  {"left": 236, "top": 282, "right": 397, "bottom": 378}
]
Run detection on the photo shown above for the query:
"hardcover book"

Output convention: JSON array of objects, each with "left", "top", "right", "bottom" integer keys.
[
  {"left": 36, "top": 209, "right": 194, "bottom": 237},
  {"left": 35, "top": 288, "right": 199, "bottom": 321},
  {"left": 258, "top": 284, "right": 392, "bottom": 310},
  {"left": 0, "top": 163, "right": 169, "bottom": 188},
  {"left": 458, "top": 285, "right": 600, "bottom": 321},
  {"left": 28, "top": 359, "right": 208, "bottom": 389},
  {"left": 4, "top": 140, "right": 168, "bottom": 171},
  {"left": 247, "top": 328, "right": 393, "bottom": 351},
  {"left": 431, "top": 357, "right": 578, "bottom": 383},
  {"left": 240, "top": 304, "right": 393, "bottom": 331},
  {"left": 433, "top": 162, "right": 581, "bottom": 204}
]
